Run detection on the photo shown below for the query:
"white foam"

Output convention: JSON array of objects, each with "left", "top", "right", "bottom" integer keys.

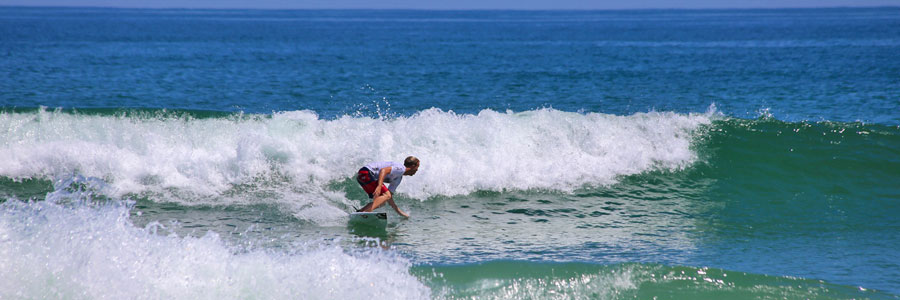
[
  {"left": 0, "top": 107, "right": 714, "bottom": 202},
  {"left": 432, "top": 264, "right": 644, "bottom": 299},
  {"left": 0, "top": 199, "right": 430, "bottom": 299}
]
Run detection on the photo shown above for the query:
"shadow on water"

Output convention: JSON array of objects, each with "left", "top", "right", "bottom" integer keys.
[
  {"left": 347, "top": 224, "right": 399, "bottom": 251},
  {"left": 347, "top": 221, "right": 390, "bottom": 240}
]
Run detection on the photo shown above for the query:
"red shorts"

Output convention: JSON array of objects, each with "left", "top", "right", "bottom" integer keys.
[{"left": 357, "top": 168, "right": 389, "bottom": 198}]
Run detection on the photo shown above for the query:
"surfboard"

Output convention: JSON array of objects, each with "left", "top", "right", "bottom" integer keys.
[{"left": 349, "top": 212, "right": 387, "bottom": 228}]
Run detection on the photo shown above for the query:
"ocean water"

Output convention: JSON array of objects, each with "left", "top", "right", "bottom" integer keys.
[{"left": 1, "top": 7, "right": 899, "bottom": 299}]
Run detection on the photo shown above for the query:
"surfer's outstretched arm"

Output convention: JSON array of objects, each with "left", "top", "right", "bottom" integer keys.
[{"left": 387, "top": 197, "right": 410, "bottom": 218}]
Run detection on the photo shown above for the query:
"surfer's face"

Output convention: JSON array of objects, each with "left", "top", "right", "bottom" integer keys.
[{"left": 405, "top": 164, "right": 419, "bottom": 176}]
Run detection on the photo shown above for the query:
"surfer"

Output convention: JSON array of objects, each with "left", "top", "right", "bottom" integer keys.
[{"left": 355, "top": 156, "right": 419, "bottom": 218}]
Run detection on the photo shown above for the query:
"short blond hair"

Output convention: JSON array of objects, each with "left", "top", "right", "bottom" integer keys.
[{"left": 404, "top": 156, "right": 419, "bottom": 167}]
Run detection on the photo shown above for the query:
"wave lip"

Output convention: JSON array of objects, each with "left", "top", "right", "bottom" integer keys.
[{"left": 398, "top": 108, "right": 716, "bottom": 198}]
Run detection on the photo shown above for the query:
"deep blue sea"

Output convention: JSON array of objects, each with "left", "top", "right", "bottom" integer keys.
[{"left": 1, "top": 6, "right": 899, "bottom": 299}]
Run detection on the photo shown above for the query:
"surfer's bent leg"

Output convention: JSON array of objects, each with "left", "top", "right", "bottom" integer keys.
[
  {"left": 361, "top": 190, "right": 391, "bottom": 212},
  {"left": 364, "top": 191, "right": 393, "bottom": 211}
]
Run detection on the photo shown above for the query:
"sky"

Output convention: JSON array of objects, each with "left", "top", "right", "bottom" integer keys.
[{"left": 0, "top": 0, "right": 898, "bottom": 10}]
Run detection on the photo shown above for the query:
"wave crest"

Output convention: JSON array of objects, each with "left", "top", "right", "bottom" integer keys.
[{"left": 0, "top": 108, "right": 715, "bottom": 202}]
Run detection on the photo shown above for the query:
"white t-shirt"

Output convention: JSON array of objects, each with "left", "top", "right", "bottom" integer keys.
[{"left": 364, "top": 161, "right": 406, "bottom": 193}]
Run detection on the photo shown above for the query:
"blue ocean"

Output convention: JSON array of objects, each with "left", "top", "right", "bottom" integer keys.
[{"left": 1, "top": 6, "right": 899, "bottom": 299}]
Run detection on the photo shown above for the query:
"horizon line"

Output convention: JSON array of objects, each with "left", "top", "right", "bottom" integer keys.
[{"left": 2, "top": 4, "right": 899, "bottom": 12}]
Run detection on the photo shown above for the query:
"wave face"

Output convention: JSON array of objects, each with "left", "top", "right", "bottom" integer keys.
[
  {"left": 698, "top": 117, "right": 900, "bottom": 243},
  {"left": 702, "top": 117, "right": 900, "bottom": 215}
]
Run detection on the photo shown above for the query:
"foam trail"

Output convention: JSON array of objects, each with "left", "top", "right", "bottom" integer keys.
[
  {"left": 0, "top": 198, "right": 430, "bottom": 299},
  {"left": 0, "top": 107, "right": 715, "bottom": 202}
]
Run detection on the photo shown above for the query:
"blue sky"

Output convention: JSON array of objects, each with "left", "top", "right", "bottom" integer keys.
[{"left": 0, "top": 0, "right": 897, "bottom": 9}]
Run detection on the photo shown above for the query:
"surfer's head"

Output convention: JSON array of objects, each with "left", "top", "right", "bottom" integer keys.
[{"left": 404, "top": 156, "right": 420, "bottom": 176}]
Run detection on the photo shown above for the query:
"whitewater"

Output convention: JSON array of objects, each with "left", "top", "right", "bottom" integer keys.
[{"left": 0, "top": 107, "right": 714, "bottom": 219}]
